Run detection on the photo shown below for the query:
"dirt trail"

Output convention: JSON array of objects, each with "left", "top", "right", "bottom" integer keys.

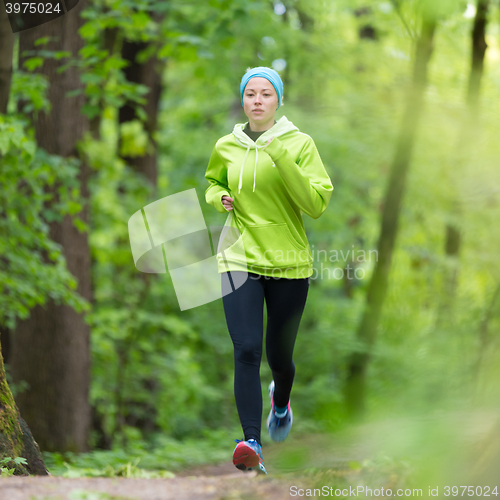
[
  {"left": 0, "top": 448, "right": 309, "bottom": 500},
  {"left": 1, "top": 411, "right": 498, "bottom": 500},
  {"left": 0, "top": 471, "right": 297, "bottom": 500}
]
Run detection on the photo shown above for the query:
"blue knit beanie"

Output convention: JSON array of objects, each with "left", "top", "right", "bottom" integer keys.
[{"left": 240, "top": 66, "right": 283, "bottom": 109}]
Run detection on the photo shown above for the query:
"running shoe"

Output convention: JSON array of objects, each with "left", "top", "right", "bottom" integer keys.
[
  {"left": 266, "top": 380, "right": 293, "bottom": 442},
  {"left": 232, "top": 438, "right": 267, "bottom": 474}
]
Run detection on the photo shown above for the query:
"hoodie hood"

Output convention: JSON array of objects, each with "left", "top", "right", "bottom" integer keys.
[{"left": 232, "top": 115, "right": 299, "bottom": 194}]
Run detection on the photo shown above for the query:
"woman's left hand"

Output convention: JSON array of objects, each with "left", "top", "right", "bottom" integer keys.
[{"left": 265, "top": 136, "right": 275, "bottom": 146}]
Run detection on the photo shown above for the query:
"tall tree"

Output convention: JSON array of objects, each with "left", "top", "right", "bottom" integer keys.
[
  {"left": 10, "top": 1, "right": 92, "bottom": 452},
  {"left": 0, "top": 0, "right": 16, "bottom": 361},
  {"left": 437, "top": 0, "right": 490, "bottom": 325},
  {"left": 343, "top": 12, "right": 438, "bottom": 417}
]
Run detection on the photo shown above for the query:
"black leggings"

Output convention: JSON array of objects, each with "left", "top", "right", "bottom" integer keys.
[{"left": 221, "top": 271, "right": 309, "bottom": 445}]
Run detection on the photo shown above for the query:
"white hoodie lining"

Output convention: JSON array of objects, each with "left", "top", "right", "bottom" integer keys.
[{"left": 232, "top": 116, "right": 298, "bottom": 194}]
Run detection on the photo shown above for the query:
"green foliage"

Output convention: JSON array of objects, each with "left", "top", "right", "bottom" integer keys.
[
  {"left": 8, "top": 71, "right": 50, "bottom": 115},
  {"left": 119, "top": 120, "right": 152, "bottom": 157},
  {"left": 42, "top": 428, "right": 234, "bottom": 476},
  {"left": 0, "top": 456, "right": 28, "bottom": 476},
  {"left": 0, "top": 114, "right": 90, "bottom": 330}
]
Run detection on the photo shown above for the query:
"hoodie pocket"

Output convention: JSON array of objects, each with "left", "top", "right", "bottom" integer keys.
[{"left": 242, "top": 223, "right": 308, "bottom": 268}]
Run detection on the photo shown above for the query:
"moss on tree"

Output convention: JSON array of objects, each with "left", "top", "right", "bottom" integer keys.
[{"left": 0, "top": 344, "right": 48, "bottom": 475}]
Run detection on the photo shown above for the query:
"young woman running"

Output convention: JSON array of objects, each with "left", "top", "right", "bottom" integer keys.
[{"left": 204, "top": 66, "right": 333, "bottom": 474}]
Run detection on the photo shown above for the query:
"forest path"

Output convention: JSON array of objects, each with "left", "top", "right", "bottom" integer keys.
[
  {"left": 1, "top": 410, "right": 498, "bottom": 500},
  {"left": 0, "top": 472, "right": 294, "bottom": 500}
]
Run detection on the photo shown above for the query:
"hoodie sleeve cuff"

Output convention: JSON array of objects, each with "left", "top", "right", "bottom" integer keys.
[
  {"left": 206, "top": 185, "right": 231, "bottom": 213},
  {"left": 263, "top": 137, "right": 286, "bottom": 162}
]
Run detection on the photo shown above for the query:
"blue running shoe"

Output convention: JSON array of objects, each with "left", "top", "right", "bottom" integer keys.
[
  {"left": 266, "top": 380, "right": 293, "bottom": 442},
  {"left": 232, "top": 438, "right": 267, "bottom": 474}
]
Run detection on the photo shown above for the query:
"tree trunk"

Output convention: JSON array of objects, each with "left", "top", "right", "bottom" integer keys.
[
  {"left": 343, "top": 18, "right": 437, "bottom": 418},
  {"left": 0, "top": 3, "right": 15, "bottom": 114},
  {"left": 0, "top": 6, "right": 15, "bottom": 370},
  {"left": 437, "top": 0, "right": 489, "bottom": 326},
  {"left": 10, "top": 0, "right": 92, "bottom": 453},
  {"left": 0, "top": 343, "right": 48, "bottom": 475}
]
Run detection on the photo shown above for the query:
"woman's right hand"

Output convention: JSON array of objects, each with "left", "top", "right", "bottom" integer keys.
[{"left": 221, "top": 195, "right": 233, "bottom": 211}]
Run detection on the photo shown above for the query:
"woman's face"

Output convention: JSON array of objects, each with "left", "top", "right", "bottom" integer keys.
[{"left": 242, "top": 77, "right": 279, "bottom": 130}]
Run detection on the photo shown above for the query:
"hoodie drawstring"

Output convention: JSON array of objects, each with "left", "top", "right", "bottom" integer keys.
[
  {"left": 238, "top": 144, "right": 251, "bottom": 194},
  {"left": 238, "top": 144, "right": 266, "bottom": 194}
]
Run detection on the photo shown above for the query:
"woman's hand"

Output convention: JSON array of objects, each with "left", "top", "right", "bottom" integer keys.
[
  {"left": 221, "top": 195, "right": 233, "bottom": 211},
  {"left": 265, "top": 136, "right": 275, "bottom": 147}
]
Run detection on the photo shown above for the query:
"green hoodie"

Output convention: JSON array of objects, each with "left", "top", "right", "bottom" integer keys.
[{"left": 205, "top": 115, "right": 333, "bottom": 279}]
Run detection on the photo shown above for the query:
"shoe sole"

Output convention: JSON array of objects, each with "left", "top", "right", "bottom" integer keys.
[{"left": 233, "top": 443, "right": 260, "bottom": 470}]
